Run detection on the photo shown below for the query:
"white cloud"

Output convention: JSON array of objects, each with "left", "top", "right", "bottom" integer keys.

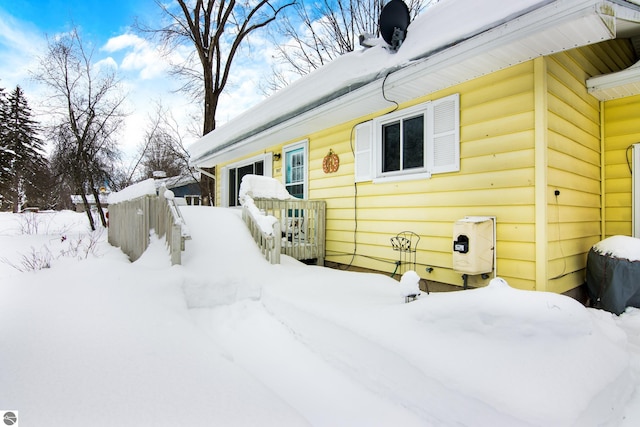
[
  {"left": 0, "top": 10, "right": 45, "bottom": 90},
  {"left": 102, "top": 33, "right": 146, "bottom": 52},
  {"left": 94, "top": 56, "right": 119, "bottom": 72},
  {"left": 102, "top": 33, "right": 169, "bottom": 80},
  {"left": 0, "top": 6, "right": 288, "bottom": 168}
]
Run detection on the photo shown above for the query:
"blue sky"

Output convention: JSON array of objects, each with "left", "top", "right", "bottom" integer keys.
[
  {"left": 0, "top": 0, "right": 274, "bottom": 161},
  {"left": 2, "top": 0, "right": 154, "bottom": 39}
]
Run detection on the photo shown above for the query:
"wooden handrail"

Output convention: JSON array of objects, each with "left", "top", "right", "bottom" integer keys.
[
  {"left": 250, "top": 198, "right": 326, "bottom": 265},
  {"left": 241, "top": 199, "right": 281, "bottom": 264},
  {"left": 107, "top": 185, "right": 190, "bottom": 265}
]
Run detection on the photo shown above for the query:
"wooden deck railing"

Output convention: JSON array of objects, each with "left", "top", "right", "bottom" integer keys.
[
  {"left": 249, "top": 198, "right": 326, "bottom": 265},
  {"left": 107, "top": 187, "right": 190, "bottom": 265},
  {"left": 242, "top": 201, "right": 282, "bottom": 265}
]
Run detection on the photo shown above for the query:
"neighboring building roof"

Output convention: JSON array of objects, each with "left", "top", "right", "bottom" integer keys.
[
  {"left": 189, "top": 0, "right": 640, "bottom": 168},
  {"left": 153, "top": 173, "right": 200, "bottom": 191},
  {"left": 70, "top": 194, "right": 110, "bottom": 205}
]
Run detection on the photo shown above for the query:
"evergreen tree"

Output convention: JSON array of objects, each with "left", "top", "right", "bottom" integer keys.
[
  {"left": 0, "top": 86, "right": 47, "bottom": 212},
  {"left": 0, "top": 87, "right": 10, "bottom": 204},
  {"left": 35, "top": 29, "right": 124, "bottom": 229}
]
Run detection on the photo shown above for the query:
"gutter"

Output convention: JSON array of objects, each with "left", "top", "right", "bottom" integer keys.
[
  {"left": 190, "top": 0, "right": 624, "bottom": 168},
  {"left": 189, "top": 79, "right": 376, "bottom": 166}
]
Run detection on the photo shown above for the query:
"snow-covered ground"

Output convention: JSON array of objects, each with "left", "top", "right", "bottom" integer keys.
[{"left": 2, "top": 207, "right": 640, "bottom": 426}]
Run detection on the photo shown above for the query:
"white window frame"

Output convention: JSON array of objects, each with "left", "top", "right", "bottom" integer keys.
[
  {"left": 374, "top": 102, "right": 430, "bottom": 181},
  {"left": 221, "top": 152, "right": 273, "bottom": 207},
  {"left": 355, "top": 93, "right": 460, "bottom": 183},
  {"left": 283, "top": 140, "right": 308, "bottom": 199}
]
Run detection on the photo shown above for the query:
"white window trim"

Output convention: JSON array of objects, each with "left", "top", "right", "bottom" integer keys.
[
  {"left": 221, "top": 152, "right": 273, "bottom": 207},
  {"left": 374, "top": 102, "right": 430, "bottom": 180},
  {"left": 282, "top": 139, "right": 308, "bottom": 199},
  {"left": 355, "top": 93, "right": 460, "bottom": 184}
]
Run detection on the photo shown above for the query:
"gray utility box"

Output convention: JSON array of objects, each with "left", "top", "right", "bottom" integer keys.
[{"left": 453, "top": 216, "right": 495, "bottom": 275}]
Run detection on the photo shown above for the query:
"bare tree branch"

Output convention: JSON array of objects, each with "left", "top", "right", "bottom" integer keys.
[
  {"left": 137, "top": 0, "right": 294, "bottom": 136},
  {"left": 33, "top": 28, "right": 127, "bottom": 230},
  {"left": 263, "top": 0, "right": 434, "bottom": 93}
]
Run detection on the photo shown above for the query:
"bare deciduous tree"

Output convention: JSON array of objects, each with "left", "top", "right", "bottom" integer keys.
[
  {"left": 133, "top": 103, "right": 192, "bottom": 179},
  {"left": 264, "top": 0, "right": 432, "bottom": 93},
  {"left": 34, "top": 28, "right": 126, "bottom": 230},
  {"left": 139, "top": 0, "right": 295, "bottom": 136},
  {"left": 125, "top": 102, "right": 216, "bottom": 204}
]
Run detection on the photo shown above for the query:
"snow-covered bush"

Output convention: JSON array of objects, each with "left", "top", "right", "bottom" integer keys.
[{"left": 1, "top": 229, "right": 104, "bottom": 272}]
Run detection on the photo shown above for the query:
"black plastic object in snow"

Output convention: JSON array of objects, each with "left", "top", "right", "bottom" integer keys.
[
  {"left": 391, "top": 231, "right": 420, "bottom": 278},
  {"left": 586, "top": 247, "right": 640, "bottom": 315},
  {"left": 380, "top": 0, "right": 410, "bottom": 50}
]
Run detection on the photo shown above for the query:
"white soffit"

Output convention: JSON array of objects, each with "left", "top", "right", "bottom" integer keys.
[
  {"left": 385, "top": 2, "right": 616, "bottom": 101},
  {"left": 191, "top": 0, "right": 623, "bottom": 167},
  {"left": 587, "top": 60, "right": 640, "bottom": 100}
]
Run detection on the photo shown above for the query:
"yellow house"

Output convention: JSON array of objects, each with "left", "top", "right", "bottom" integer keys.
[{"left": 189, "top": 0, "right": 640, "bottom": 296}]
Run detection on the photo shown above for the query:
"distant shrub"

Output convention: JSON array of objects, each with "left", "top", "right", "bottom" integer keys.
[
  {"left": 2, "top": 246, "right": 52, "bottom": 272},
  {"left": 1, "top": 228, "right": 104, "bottom": 272}
]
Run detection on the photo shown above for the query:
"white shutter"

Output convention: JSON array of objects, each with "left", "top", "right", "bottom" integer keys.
[
  {"left": 428, "top": 93, "right": 460, "bottom": 174},
  {"left": 354, "top": 121, "right": 373, "bottom": 182}
]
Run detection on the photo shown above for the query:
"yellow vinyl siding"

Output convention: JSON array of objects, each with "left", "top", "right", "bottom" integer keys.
[
  {"left": 211, "top": 38, "right": 635, "bottom": 295},
  {"left": 603, "top": 94, "right": 640, "bottom": 237},
  {"left": 315, "top": 61, "right": 538, "bottom": 290},
  {"left": 543, "top": 39, "right": 635, "bottom": 293},
  {"left": 544, "top": 50, "right": 603, "bottom": 294}
]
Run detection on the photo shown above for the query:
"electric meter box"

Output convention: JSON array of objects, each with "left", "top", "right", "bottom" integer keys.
[{"left": 453, "top": 217, "right": 495, "bottom": 275}]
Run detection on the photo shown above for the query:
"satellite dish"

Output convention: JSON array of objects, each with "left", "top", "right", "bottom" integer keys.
[{"left": 379, "top": 0, "right": 410, "bottom": 51}]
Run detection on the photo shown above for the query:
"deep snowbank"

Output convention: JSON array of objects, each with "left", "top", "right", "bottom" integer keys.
[
  {"left": 0, "top": 212, "right": 308, "bottom": 427},
  {"left": 1, "top": 208, "right": 639, "bottom": 426},
  {"left": 178, "top": 206, "right": 635, "bottom": 426}
]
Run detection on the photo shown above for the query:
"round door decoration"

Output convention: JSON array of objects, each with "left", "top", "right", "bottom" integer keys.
[{"left": 322, "top": 149, "right": 340, "bottom": 173}]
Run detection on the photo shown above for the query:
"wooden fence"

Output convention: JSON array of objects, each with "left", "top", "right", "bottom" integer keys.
[
  {"left": 245, "top": 198, "right": 326, "bottom": 265},
  {"left": 107, "top": 189, "right": 190, "bottom": 265}
]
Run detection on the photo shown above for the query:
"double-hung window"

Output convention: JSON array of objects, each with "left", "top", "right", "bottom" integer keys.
[
  {"left": 380, "top": 112, "right": 426, "bottom": 175},
  {"left": 355, "top": 93, "right": 460, "bottom": 182}
]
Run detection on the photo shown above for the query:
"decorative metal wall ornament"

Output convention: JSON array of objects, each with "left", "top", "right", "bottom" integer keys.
[{"left": 322, "top": 149, "right": 340, "bottom": 173}]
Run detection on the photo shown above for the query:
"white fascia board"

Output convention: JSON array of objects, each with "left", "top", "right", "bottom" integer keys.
[
  {"left": 191, "top": 0, "right": 621, "bottom": 168},
  {"left": 384, "top": 0, "right": 615, "bottom": 99},
  {"left": 192, "top": 82, "right": 390, "bottom": 167},
  {"left": 587, "top": 61, "right": 640, "bottom": 100}
]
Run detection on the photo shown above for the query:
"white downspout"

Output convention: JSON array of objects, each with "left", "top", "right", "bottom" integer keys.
[{"left": 633, "top": 144, "right": 640, "bottom": 238}]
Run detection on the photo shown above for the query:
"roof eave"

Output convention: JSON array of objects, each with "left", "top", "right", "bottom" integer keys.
[
  {"left": 190, "top": 0, "right": 627, "bottom": 168},
  {"left": 587, "top": 61, "right": 640, "bottom": 100}
]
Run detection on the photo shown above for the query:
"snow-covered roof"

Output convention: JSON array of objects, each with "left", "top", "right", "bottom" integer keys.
[
  {"left": 153, "top": 173, "right": 200, "bottom": 191},
  {"left": 189, "top": 0, "right": 640, "bottom": 168},
  {"left": 70, "top": 194, "right": 110, "bottom": 205}
]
